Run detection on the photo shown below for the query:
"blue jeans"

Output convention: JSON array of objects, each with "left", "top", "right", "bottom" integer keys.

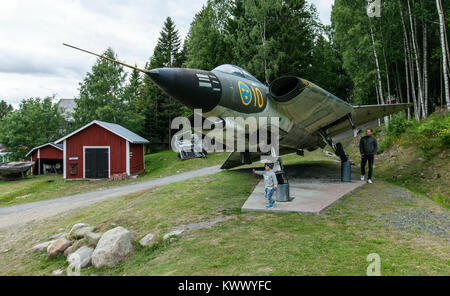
[{"left": 265, "top": 188, "right": 275, "bottom": 205}]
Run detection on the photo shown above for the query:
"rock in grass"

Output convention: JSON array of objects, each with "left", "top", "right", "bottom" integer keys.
[
  {"left": 85, "top": 232, "right": 102, "bottom": 245},
  {"left": 163, "top": 229, "right": 184, "bottom": 241},
  {"left": 69, "top": 223, "right": 89, "bottom": 236},
  {"left": 139, "top": 233, "right": 156, "bottom": 247},
  {"left": 48, "top": 238, "right": 72, "bottom": 258},
  {"left": 51, "top": 232, "right": 68, "bottom": 240},
  {"left": 29, "top": 240, "right": 55, "bottom": 253},
  {"left": 64, "top": 238, "right": 88, "bottom": 257},
  {"left": 64, "top": 245, "right": 75, "bottom": 258},
  {"left": 68, "top": 246, "right": 94, "bottom": 269},
  {"left": 72, "top": 226, "right": 96, "bottom": 239},
  {"left": 91, "top": 227, "right": 133, "bottom": 268}
]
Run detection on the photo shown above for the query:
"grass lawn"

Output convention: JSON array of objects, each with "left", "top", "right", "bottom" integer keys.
[
  {"left": 330, "top": 134, "right": 450, "bottom": 208},
  {"left": 0, "top": 152, "right": 448, "bottom": 275},
  {"left": 0, "top": 151, "right": 229, "bottom": 208}
]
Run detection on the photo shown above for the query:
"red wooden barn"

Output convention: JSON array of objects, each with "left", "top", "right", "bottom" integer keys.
[
  {"left": 26, "top": 143, "right": 63, "bottom": 175},
  {"left": 55, "top": 120, "right": 149, "bottom": 179}
]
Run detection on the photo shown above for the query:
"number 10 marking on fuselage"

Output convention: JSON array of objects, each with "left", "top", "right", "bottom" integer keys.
[{"left": 239, "top": 81, "right": 264, "bottom": 108}]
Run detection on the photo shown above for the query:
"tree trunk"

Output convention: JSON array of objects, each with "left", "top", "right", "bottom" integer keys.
[
  {"left": 407, "top": 0, "right": 424, "bottom": 119},
  {"left": 436, "top": 0, "right": 450, "bottom": 110},
  {"left": 382, "top": 46, "right": 391, "bottom": 103},
  {"left": 375, "top": 86, "right": 381, "bottom": 127},
  {"left": 403, "top": 38, "right": 411, "bottom": 120},
  {"left": 380, "top": 30, "right": 391, "bottom": 104},
  {"left": 369, "top": 19, "right": 385, "bottom": 105},
  {"left": 409, "top": 47, "right": 419, "bottom": 120},
  {"left": 254, "top": 0, "right": 268, "bottom": 84},
  {"left": 395, "top": 62, "right": 403, "bottom": 103},
  {"left": 441, "top": 55, "right": 444, "bottom": 110},
  {"left": 398, "top": 0, "right": 414, "bottom": 119},
  {"left": 444, "top": 14, "right": 450, "bottom": 77},
  {"left": 422, "top": 21, "right": 428, "bottom": 117}
]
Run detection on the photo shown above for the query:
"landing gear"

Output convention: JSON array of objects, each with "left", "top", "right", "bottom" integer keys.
[
  {"left": 240, "top": 151, "right": 252, "bottom": 165},
  {"left": 318, "top": 129, "right": 351, "bottom": 182},
  {"left": 318, "top": 129, "right": 348, "bottom": 162}
]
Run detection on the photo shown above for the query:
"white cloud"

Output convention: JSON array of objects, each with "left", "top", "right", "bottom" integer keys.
[
  {"left": 0, "top": 0, "right": 333, "bottom": 109},
  {"left": 0, "top": 0, "right": 206, "bottom": 108}
]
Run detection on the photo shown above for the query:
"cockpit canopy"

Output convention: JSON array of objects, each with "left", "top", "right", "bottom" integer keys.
[{"left": 213, "top": 64, "right": 261, "bottom": 83}]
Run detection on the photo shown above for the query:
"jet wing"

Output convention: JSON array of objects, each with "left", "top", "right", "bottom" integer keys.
[
  {"left": 352, "top": 103, "right": 413, "bottom": 126},
  {"left": 327, "top": 103, "right": 413, "bottom": 137}
]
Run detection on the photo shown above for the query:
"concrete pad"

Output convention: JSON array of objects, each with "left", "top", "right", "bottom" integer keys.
[{"left": 241, "top": 163, "right": 366, "bottom": 214}]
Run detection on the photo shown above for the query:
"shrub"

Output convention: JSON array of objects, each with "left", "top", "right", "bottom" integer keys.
[
  {"left": 412, "top": 113, "right": 450, "bottom": 157},
  {"left": 378, "top": 112, "right": 413, "bottom": 152}
]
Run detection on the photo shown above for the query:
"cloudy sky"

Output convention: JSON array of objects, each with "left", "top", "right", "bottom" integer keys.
[{"left": 0, "top": 0, "right": 334, "bottom": 109}]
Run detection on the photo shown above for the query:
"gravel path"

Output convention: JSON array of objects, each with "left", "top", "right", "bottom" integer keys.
[
  {"left": 0, "top": 165, "right": 222, "bottom": 230},
  {"left": 377, "top": 208, "right": 450, "bottom": 238}
]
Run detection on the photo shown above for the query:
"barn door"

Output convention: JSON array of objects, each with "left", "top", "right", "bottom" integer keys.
[{"left": 85, "top": 148, "right": 109, "bottom": 179}]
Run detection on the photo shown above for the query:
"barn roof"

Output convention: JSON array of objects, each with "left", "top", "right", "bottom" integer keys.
[
  {"left": 25, "top": 142, "right": 63, "bottom": 157},
  {"left": 55, "top": 120, "right": 149, "bottom": 144}
]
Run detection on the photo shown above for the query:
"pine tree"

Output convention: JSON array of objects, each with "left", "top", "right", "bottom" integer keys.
[
  {"left": 184, "top": 0, "right": 232, "bottom": 70},
  {"left": 73, "top": 48, "right": 126, "bottom": 126},
  {"left": 140, "top": 17, "right": 190, "bottom": 150},
  {"left": 229, "top": 0, "right": 316, "bottom": 84},
  {"left": 121, "top": 67, "right": 145, "bottom": 135}
]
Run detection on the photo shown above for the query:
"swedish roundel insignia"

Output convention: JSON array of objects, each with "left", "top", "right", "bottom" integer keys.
[{"left": 238, "top": 81, "right": 252, "bottom": 105}]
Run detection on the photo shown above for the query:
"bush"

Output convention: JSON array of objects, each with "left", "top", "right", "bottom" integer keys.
[
  {"left": 412, "top": 113, "right": 450, "bottom": 157},
  {"left": 378, "top": 112, "right": 413, "bottom": 152}
]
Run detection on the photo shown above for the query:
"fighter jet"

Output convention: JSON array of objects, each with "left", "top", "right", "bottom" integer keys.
[{"left": 64, "top": 44, "right": 412, "bottom": 169}]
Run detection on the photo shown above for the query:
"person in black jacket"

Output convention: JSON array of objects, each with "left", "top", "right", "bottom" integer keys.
[{"left": 359, "top": 128, "right": 378, "bottom": 183}]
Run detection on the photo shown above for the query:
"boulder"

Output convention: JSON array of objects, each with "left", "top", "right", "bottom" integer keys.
[
  {"left": 51, "top": 232, "right": 68, "bottom": 240},
  {"left": 29, "top": 240, "right": 55, "bottom": 253},
  {"left": 48, "top": 238, "right": 72, "bottom": 258},
  {"left": 85, "top": 232, "right": 102, "bottom": 245},
  {"left": 163, "top": 229, "right": 184, "bottom": 241},
  {"left": 69, "top": 223, "right": 89, "bottom": 236},
  {"left": 68, "top": 246, "right": 94, "bottom": 269},
  {"left": 139, "top": 233, "right": 156, "bottom": 247},
  {"left": 64, "top": 245, "right": 75, "bottom": 258},
  {"left": 91, "top": 227, "right": 133, "bottom": 268},
  {"left": 64, "top": 238, "right": 87, "bottom": 257},
  {"left": 72, "top": 226, "right": 95, "bottom": 239}
]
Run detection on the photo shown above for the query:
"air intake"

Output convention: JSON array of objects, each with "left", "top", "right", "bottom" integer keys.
[{"left": 269, "top": 76, "right": 309, "bottom": 102}]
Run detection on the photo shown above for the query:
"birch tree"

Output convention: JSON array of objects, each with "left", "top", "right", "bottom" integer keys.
[
  {"left": 407, "top": 0, "right": 425, "bottom": 119},
  {"left": 436, "top": 0, "right": 450, "bottom": 110}
]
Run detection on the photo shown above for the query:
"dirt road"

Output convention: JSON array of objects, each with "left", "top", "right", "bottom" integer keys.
[{"left": 0, "top": 165, "right": 222, "bottom": 230}]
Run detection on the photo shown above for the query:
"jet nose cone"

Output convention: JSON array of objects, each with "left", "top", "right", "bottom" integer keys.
[
  {"left": 145, "top": 68, "right": 222, "bottom": 112},
  {"left": 146, "top": 69, "right": 160, "bottom": 80}
]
